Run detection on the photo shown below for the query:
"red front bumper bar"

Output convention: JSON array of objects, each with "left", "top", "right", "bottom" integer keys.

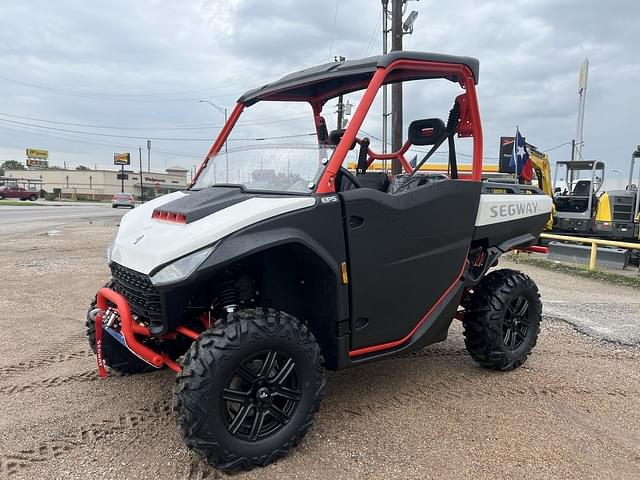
[{"left": 95, "top": 287, "right": 199, "bottom": 377}]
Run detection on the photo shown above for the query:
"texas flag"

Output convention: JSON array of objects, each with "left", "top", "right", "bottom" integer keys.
[{"left": 509, "top": 128, "right": 533, "bottom": 181}]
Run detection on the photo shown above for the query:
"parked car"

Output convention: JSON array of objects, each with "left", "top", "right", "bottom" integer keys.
[
  {"left": 0, "top": 185, "right": 38, "bottom": 201},
  {"left": 111, "top": 193, "right": 135, "bottom": 208}
]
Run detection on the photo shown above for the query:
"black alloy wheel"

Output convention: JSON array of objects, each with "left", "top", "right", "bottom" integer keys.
[
  {"left": 175, "top": 308, "right": 325, "bottom": 471},
  {"left": 223, "top": 350, "right": 301, "bottom": 442},
  {"left": 462, "top": 269, "right": 542, "bottom": 371},
  {"left": 502, "top": 295, "right": 532, "bottom": 351}
]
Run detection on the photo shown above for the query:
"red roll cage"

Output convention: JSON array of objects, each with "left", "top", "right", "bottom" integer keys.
[{"left": 193, "top": 56, "right": 483, "bottom": 194}]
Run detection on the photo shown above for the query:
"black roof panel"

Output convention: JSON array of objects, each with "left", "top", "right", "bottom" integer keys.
[
  {"left": 556, "top": 160, "right": 606, "bottom": 170},
  {"left": 238, "top": 51, "right": 479, "bottom": 106}
]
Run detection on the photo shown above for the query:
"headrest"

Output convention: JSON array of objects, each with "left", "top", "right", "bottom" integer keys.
[
  {"left": 408, "top": 118, "right": 446, "bottom": 146},
  {"left": 328, "top": 129, "right": 357, "bottom": 150}
]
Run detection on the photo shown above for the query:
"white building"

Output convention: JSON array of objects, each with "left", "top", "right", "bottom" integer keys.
[{"left": 4, "top": 166, "right": 189, "bottom": 200}]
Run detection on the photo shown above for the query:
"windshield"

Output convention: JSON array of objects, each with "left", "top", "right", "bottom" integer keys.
[
  {"left": 192, "top": 100, "right": 334, "bottom": 194},
  {"left": 192, "top": 143, "right": 333, "bottom": 194}
]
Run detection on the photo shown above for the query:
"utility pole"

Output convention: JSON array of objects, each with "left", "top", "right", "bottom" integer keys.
[
  {"left": 382, "top": 0, "right": 390, "bottom": 165},
  {"left": 139, "top": 146, "right": 144, "bottom": 202},
  {"left": 120, "top": 164, "right": 125, "bottom": 193},
  {"left": 146, "top": 140, "right": 151, "bottom": 173},
  {"left": 334, "top": 56, "right": 346, "bottom": 129},
  {"left": 391, "top": 0, "right": 404, "bottom": 174}
]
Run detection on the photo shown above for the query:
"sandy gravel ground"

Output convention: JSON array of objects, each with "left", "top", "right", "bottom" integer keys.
[{"left": 0, "top": 220, "right": 638, "bottom": 480}]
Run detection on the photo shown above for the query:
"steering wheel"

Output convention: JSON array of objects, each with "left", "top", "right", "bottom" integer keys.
[{"left": 336, "top": 167, "right": 362, "bottom": 191}]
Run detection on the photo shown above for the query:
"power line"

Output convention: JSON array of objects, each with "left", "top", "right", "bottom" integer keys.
[
  {"left": 542, "top": 140, "right": 578, "bottom": 153},
  {"left": 0, "top": 118, "right": 214, "bottom": 141},
  {"left": 0, "top": 75, "right": 264, "bottom": 98},
  {"left": 363, "top": 10, "right": 383, "bottom": 56},
  {"left": 0, "top": 119, "right": 315, "bottom": 145},
  {"left": 229, "top": 133, "right": 316, "bottom": 141},
  {"left": 0, "top": 122, "right": 199, "bottom": 159},
  {"left": 0, "top": 112, "right": 310, "bottom": 131}
]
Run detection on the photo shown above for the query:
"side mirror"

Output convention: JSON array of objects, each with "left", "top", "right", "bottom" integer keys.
[
  {"left": 554, "top": 187, "right": 562, "bottom": 194},
  {"left": 408, "top": 118, "right": 446, "bottom": 146}
]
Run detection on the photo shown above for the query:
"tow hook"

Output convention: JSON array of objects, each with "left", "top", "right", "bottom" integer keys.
[
  {"left": 89, "top": 308, "right": 103, "bottom": 322},
  {"left": 91, "top": 307, "right": 109, "bottom": 378}
]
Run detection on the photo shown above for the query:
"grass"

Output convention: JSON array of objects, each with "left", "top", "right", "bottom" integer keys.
[
  {"left": 0, "top": 200, "right": 41, "bottom": 206},
  {"left": 508, "top": 253, "right": 640, "bottom": 290}
]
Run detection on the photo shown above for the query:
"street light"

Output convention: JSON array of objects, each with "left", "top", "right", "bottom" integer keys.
[
  {"left": 402, "top": 10, "right": 419, "bottom": 34},
  {"left": 199, "top": 100, "right": 229, "bottom": 182}
]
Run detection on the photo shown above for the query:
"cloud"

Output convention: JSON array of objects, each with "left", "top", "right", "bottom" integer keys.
[{"left": 0, "top": 0, "right": 637, "bottom": 189}]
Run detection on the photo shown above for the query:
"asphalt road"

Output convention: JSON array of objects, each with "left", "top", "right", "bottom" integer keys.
[
  {"left": 501, "top": 257, "right": 640, "bottom": 346},
  {"left": 0, "top": 202, "right": 126, "bottom": 238}
]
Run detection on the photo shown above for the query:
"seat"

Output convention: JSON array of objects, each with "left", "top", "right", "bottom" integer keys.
[
  {"left": 572, "top": 180, "right": 591, "bottom": 196},
  {"left": 356, "top": 172, "right": 389, "bottom": 192}
]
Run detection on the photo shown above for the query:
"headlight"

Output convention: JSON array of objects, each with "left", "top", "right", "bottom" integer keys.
[
  {"left": 150, "top": 246, "right": 215, "bottom": 286},
  {"left": 106, "top": 239, "right": 115, "bottom": 264}
]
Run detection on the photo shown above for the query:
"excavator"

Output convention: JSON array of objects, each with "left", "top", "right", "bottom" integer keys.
[
  {"left": 593, "top": 146, "right": 640, "bottom": 264},
  {"left": 496, "top": 137, "right": 554, "bottom": 230}
]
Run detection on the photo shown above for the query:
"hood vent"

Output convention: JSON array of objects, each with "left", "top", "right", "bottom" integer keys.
[{"left": 152, "top": 209, "right": 187, "bottom": 224}]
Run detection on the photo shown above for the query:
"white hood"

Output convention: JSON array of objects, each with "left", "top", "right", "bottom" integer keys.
[{"left": 111, "top": 192, "right": 316, "bottom": 274}]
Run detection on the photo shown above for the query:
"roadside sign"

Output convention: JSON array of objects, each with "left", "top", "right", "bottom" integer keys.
[
  {"left": 117, "top": 173, "right": 129, "bottom": 180},
  {"left": 114, "top": 152, "right": 131, "bottom": 165},
  {"left": 26, "top": 158, "right": 48, "bottom": 168},
  {"left": 26, "top": 148, "right": 48, "bottom": 159},
  {"left": 499, "top": 137, "right": 515, "bottom": 173}
]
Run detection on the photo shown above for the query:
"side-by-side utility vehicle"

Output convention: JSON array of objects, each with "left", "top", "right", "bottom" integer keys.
[{"left": 87, "top": 51, "right": 552, "bottom": 471}]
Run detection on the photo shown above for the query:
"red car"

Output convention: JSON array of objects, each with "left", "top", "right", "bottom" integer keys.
[{"left": 0, "top": 185, "right": 38, "bottom": 201}]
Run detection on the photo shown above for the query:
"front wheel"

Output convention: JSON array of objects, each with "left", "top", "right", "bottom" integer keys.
[
  {"left": 174, "top": 308, "right": 325, "bottom": 471},
  {"left": 29, "top": 194, "right": 37, "bottom": 201},
  {"left": 462, "top": 269, "right": 542, "bottom": 371}
]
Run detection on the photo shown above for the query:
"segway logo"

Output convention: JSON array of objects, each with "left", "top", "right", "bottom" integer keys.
[{"left": 490, "top": 202, "right": 538, "bottom": 218}]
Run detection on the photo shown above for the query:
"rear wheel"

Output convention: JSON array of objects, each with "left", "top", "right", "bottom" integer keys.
[
  {"left": 175, "top": 308, "right": 325, "bottom": 471},
  {"left": 462, "top": 269, "right": 542, "bottom": 371},
  {"left": 630, "top": 249, "right": 640, "bottom": 267},
  {"left": 29, "top": 194, "right": 37, "bottom": 201}
]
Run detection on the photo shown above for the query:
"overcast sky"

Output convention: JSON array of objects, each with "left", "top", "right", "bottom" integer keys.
[{"left": 1, "top": 0, "right": 638, "bottom": 187}]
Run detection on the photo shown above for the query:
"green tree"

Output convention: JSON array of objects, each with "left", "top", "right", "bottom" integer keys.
[{"left": 1, "top": 160, "right": 25, "bottom": 171}]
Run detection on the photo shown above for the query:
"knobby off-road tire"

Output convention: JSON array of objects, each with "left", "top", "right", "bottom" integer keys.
[
  {"left": 86, "top": 281, "right": 156, "bottom": 374},
  {"left": 630, "top": 249, "right": 640, "bottom": 267},
  {"left": 462, "top": 269, "right": 542, "bottom": 371},
  {"left": 174, "top": 308, "right": 325, "bottom": 472}
]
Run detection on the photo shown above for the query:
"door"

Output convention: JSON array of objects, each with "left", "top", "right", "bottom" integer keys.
[{"left": 341, "top": 179, "right": 481, "bottom": 351}]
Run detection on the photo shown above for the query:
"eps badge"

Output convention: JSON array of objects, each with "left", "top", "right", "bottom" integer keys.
[{"left": 321, "top": 195, "right": 338, "bottom": 204}]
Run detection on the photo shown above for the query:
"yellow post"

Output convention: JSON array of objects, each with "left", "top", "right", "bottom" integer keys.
[{"left": 589, "top": 242, "right": 598, "bottom": 271}]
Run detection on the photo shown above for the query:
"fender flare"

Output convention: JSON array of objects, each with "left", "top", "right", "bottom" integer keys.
[
  {"left": 464, "top": 233, "right": 536, "bottom": 286},
  {"left": 196, "top": 226, "right": 343, "bottom": 278}
]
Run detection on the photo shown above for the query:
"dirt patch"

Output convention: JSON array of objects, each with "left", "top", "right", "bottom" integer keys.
[{"left": 0, "top": 223, "right": 638, "bottom": 480}]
